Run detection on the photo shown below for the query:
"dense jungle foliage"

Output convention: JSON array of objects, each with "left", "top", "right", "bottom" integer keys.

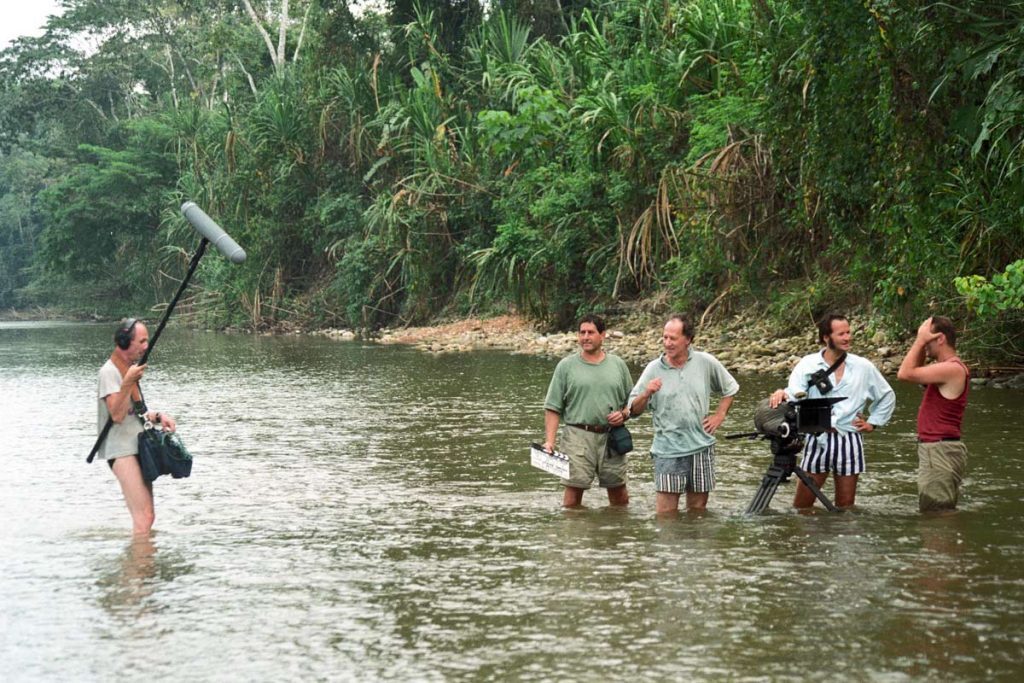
[{"left": 1, "top": 0, "right": 1022, "bottom": 361}]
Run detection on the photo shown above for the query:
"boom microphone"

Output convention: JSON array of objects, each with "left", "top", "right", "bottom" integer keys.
[{"left": 180, "top": 202, "right": 246, "bottom": 263}]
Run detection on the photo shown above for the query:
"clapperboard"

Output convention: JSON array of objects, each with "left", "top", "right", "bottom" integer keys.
[{"left": 530, "top": 443, "right": 570, "bottom": 479}]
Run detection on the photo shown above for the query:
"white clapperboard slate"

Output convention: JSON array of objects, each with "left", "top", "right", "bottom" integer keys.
[{"left": 530, "top": 443, "right": 570, "bottom": 479}]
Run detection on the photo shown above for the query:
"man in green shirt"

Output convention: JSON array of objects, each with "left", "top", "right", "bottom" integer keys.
[
  {"left": 628, "top": 315, "right": 739, "bottom": 514},
  {"left": 542, "top": 315, "right": 634, "bottom": 507}
]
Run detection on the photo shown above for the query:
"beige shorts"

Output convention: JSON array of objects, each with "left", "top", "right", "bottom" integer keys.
[
  {"left": 558, "top": 424, "right": 628, "bottom": 490},
  {"left": 918, "top": 440, "right": 968, "bottom": 512}
]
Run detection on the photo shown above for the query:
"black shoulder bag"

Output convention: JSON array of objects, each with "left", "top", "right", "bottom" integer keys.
[
  {"left": 136, "top": 386, "right": 193, "bottom": 482},
  {"left": 807, "top": 352, "right": 846, "bottom": 395}
]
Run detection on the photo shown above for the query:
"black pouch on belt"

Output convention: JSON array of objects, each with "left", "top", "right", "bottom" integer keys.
[{"left": 608, "top": 425, "right": 634, "bottom": 455}]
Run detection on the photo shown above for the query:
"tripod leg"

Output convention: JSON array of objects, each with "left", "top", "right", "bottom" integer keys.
[
  {"left": 746, "top": 465, "right": 786, "bottom": 514},
  {"left": 793, "top": 467, "right": 839, "bottom": 512}
]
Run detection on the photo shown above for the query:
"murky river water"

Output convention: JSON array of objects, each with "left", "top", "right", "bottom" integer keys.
[{"left": 1, "top": 321, "right": 1023, "bottom": 681}]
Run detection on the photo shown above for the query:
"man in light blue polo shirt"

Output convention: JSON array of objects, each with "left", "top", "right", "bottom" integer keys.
[{"left": 628, "top": 315, "right": 739, "bottom": 514}]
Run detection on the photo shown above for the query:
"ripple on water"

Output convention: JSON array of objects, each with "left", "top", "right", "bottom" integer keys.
[{"left": 2, "top": 327, "right": 1023, "bottom": 679}]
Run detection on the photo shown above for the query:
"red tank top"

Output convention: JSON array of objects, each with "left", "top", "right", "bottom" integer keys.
[{"left": 916, "top": 358, "right": 969, "bottom": 442}]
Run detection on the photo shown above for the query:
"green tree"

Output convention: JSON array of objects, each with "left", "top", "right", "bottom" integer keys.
[{"left": 0, "top": 148, "right": 52, "bottom": 306}]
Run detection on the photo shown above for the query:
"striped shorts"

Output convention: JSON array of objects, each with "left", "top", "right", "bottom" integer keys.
[
  {"left": 653, "top": 446, "right": 716, "bottom": 493},
  {"left": 800, "top": 431, "right": 865, "bottom": 476}
]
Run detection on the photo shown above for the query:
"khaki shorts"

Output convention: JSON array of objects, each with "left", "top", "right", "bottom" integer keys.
[
  {"left": 559, "top": 424, "right": 628, "bottom": 490},
  {"left": 918, "top": 440, "right": 968, "bottom": 512}
]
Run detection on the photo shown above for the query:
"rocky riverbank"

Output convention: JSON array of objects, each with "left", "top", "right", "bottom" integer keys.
[{"left": 311, "top": 313, "right": 1024, "bottom": 389}]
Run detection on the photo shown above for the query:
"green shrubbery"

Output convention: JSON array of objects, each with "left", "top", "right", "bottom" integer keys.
[{"left": 0, "top": 0, "right": 1021, "bottom": 361}]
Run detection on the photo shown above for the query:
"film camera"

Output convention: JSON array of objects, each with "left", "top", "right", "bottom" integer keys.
[
  {"left": 753, "top": 396, "right": 843, "bottom": 449},
  {"left": 728, "top": 395, "right": 846, "bottom": 513}
]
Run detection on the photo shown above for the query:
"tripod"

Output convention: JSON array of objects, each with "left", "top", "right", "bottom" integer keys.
[{"left": 730, "top": 433, "right": 838, "bottom": 514}]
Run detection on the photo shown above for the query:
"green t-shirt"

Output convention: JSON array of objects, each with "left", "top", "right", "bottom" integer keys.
[{"left": 544, "top": 352, "right": 633, "bottom": 426}]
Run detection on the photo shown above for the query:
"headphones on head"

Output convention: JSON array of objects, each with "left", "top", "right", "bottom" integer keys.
[{"left": 114, "top": 318, "right": 139, "bottom": 350}]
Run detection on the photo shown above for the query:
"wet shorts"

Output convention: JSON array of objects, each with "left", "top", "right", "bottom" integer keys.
[
  {"left": 559, "top": 424, "right": 628, "bottom": 490},
  {"left": 800, "top": 431, "right": 865, "bottom": 476},
  {"left": 652, "top": 446, "right": 716, "bottom": 494},
  {"left": 918, "top": 440, "right": 968, "bottom": 512}
]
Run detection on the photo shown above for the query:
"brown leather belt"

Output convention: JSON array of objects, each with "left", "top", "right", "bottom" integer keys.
[
  {"left": 918, "top": 437, "right": 960, "bottom": 443},
  {"left": 568, "top": 423, "right": 609, "bottom": 434}
]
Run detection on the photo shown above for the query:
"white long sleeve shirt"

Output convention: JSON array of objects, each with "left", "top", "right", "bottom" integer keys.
[{"left": 783, "top": 350, "right": 895, "bottom": 433}]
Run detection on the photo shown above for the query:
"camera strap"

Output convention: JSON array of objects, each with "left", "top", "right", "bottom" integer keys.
[{"left": 808, "top": 351, "right": 847, "bottom": 391}]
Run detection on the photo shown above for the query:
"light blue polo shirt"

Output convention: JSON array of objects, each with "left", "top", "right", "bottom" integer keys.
[{"left": 628, "top": 350, "right": 739, "bottom": 457}]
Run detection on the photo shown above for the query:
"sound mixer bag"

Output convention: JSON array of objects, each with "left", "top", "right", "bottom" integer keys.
[{"left": 137, "top": 425, "right": 193, "bottom": 482}]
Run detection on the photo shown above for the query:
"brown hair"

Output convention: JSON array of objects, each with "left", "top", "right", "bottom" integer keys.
[
  {"left": 578, "top": 314, "right": 606, "bottom": 334},
  {"left": 817, "top": 313, "right": 848, "bottom": 345},
  {"left": 930, "top": 316, "right": 957, "bottom": 349}
]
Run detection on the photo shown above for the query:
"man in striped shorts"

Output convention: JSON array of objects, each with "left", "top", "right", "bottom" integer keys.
[
  {"left": 769, "top": 314, "right": 895, "bottom": 509},
  {"left": 628, "top": 315, "right": 739, "bottom": 514}
]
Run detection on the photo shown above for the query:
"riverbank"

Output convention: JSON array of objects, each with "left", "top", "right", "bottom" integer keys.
[
  {"left": 8, "top": 304, "right": 1021, "bottom": 388},
  {"left": 0, "top": 307, "right": 96, "bottom": 322},
  {"left": 312, "top": 311, "right": 1024, "bottom": 389}
]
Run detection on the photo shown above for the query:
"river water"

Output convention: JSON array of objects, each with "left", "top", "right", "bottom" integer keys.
[{"left": 1, "top": 321, "right": 1022, "bottom": 681}]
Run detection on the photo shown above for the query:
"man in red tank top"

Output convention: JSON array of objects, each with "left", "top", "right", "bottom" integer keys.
[{"left": 897, "top": 316, "right": 969, "bottom": 512}]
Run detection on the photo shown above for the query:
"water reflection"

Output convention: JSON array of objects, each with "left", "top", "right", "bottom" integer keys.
[
  {"left": 95, "top": 536, "right": 160, "bottom": 618},
  {"left": 94, "top": 535, "right": 195, "bottom": 622},
  {"left": 881, "top": 514, "right": 979, "bottom": 678}
]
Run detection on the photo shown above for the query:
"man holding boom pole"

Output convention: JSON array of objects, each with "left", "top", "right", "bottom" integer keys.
[
  {"left": 98, "top": 319, "right": 177, "bottom": 535},
  {"left": 89, "top": 202, "right": 246, "bottom": 534}
]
